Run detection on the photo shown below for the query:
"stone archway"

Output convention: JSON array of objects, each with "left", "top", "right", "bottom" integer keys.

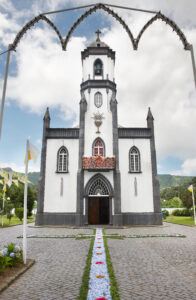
[{"left": 84, "top": 174, "right": 113, "bottom": 225}]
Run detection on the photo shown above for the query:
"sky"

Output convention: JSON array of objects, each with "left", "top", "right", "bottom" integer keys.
[{"left": 0, "top": 0, "right": 196, "bottom": 175}]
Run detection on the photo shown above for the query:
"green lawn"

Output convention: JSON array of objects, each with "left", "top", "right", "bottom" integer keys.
[
  {"left": 164, "top": 215, "right": 195, "bottom": 226},
  {"left": 0, "top": 215, "right": 35, "bottom": 227}
]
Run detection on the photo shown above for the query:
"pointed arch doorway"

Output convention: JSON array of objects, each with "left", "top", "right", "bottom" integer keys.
[{"left": 84, "top": 174, "right": 113, "bottom": 225}]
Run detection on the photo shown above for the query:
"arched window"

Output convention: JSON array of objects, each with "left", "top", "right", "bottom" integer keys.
[
  {"left": 57, "top": 146, "right": 68, "bottom": 172},
  {"left": 129, "top": 146, "right": 141, "bottom": 173},
  {"left": 94, "top": 92, "right": 103, "bottom": 108},
  {"left": 92, "top": 138, "right": 105, "bottom": 156},
  {"left": 94, "top": 59, "right": 103, "bottom": 76}
]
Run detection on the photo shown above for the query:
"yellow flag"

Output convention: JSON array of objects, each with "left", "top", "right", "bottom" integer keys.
[
  {"left": 188, "top": 185, "right": 193, "bottom": 192},
  {"left": 0, "top": 179, "right": 3, "bottom": 184},
  {"left": 24, "top": 141, "right": 39, "bottom": 164},
  {"left": 3, "top": 184, "right": 6, "bottom": 193},
  {"left": 13, "top": 179, "right": 19, "bottom": 187}
]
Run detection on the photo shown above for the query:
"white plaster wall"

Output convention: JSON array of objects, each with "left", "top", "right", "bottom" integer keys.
[
  {"left": 119, "top": 139, "right": 154, "bottom": 213},
  {"left": 82, "top": 55, "right": 114, "bottom": 81},
  {"left": 44, "top": 139, "right": 78, "bottom": 212},
  {"left": 84, "top": 88, "right": 113, "bottom": 157}
]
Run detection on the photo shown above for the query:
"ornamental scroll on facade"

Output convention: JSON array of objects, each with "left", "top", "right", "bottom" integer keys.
[{"left": 82, "top": 156, "right": 115, "bottom": 170}]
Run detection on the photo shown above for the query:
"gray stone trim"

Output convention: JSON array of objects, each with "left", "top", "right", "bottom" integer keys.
[
  {"left": 110, "top": 96, "right": 122, "bottom": 226},
  {"left": 46, "top": 128, "right": 79, "bottom": 139},
  {"left": 147, "top": 109, "right": 162, "bottom": 214},
  {"left": 129, "top": 146, "right": 141, "bottom": 172},
  {"left": 81, "top": 80, "right": 116, "bottom": 93},
  {"left": 118, "top": 128, "right": 151, "bottom": 138},
  {"left": 36, "top": 212, "right": 79, "bottom": 226},
  {"left": 122, "top": 212, "right": 162, "bottom": 225},
  {"left": 36, "top": 109, "right": 50, "bottom": 225},
  {"left": 82, "top": 47, "right": 115, "bottom": 60},
  {"left": 84, "top": 173, "right": 114, "bottom": 197},
  {"left": 76, "top": 97, "right": 87, "bottom": 226},
  {"left": 56, "top": 146, "right": 69, "bottom": 173}
]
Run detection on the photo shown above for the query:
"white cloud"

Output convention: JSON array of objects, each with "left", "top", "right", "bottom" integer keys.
[
  {"left": 171, "top": 158, "right": 196, "bottom": 176},
  {"left": 1, "top": 0, "right": 196, "bottom": 175},
  {"left": 0, "top": 162, "right": 40, "bottom": 173},
  {"left": 7, "top": 27, "right": 86, "bottom": 123}
]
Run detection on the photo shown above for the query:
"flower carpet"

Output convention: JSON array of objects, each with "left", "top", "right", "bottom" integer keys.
[{"left": 87, "top": 229, "right": 112, "bottom": 300}]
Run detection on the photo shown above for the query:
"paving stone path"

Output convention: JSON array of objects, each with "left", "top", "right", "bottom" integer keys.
[
  {"left": 106, "top": 223, "right": 196, "bottom": 300},
  {"left": 0, "top": 225, "right": 92, "bottom": 300},
  {"left": 0, "top": 223, "right": 196, "bottom": 299}
]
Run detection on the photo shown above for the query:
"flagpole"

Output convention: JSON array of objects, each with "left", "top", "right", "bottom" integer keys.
[
  {"left": 23, "top": 139, "right": 29, "bottom": 264},
  {"left": 192, "top": 186, "right": 196, "bottom": 226},
  {"left": 2, "top": 190, "right": 5, "bottom": 227}
]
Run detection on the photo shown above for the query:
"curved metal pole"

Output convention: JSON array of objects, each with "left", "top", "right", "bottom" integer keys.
[
  {"left": 189, "top": 44, "right": 196, "bottom": 89},
  {"left": 0, "top": 45, "right": 12, "bottom": 138}
]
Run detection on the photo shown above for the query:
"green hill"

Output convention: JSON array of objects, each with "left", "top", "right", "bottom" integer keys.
[{"left": 158, "top": 174, "right": 193, "bottom": 189}]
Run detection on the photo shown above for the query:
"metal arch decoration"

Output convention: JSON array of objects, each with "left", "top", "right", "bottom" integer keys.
[
  {"left": 135, "top": 12, "right": 190, "bottom": 50},
  {"left": 11, "top": 15, "right": 64, "bottom": 51},
  {"left": 84, "top": 173, "right": 114, "bottom": 197},
  {"left": 63, "top": 3, "right": 136, "bottom": 50}
]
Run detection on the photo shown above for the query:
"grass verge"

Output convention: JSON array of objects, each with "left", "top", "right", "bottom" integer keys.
[
  {"left": 0, "top": 215, "right": 35, "bottom": 227},
  {"left": 164, "top": 215, "right": 195, "bottom": 226},
  {"left": 77, "top": 229, "right": 95, "bottom": 300},
  {"left": 103, "top": 229, "right": 120, "bottom": 300}
]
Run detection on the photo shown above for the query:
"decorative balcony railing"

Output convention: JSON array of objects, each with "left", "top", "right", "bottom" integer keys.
[{"left": 82, "top": 156, "right": 115, "bottom": 170}]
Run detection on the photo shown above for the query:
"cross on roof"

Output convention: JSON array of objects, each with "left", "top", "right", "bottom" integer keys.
[{"left": 95, "top": 29, "right": 101, "bottom": 41}]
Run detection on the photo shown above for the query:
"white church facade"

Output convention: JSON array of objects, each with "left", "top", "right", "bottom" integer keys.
[{"left": 36, "top": 33, "right": 162, "bottom": 226}]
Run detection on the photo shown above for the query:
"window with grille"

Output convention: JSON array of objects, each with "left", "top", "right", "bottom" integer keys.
[
  {"left": 94, "top": 92, "right": 103, "bottom": 108},
  {"left": 129, "top": 146, "right": 141, "bottom": 173},
  {"left": 57, "top": 146, "right": 68, "bottom": 172},
  {"left": 93, "top": 138, "right": 105, "bottom": 156},
  {"left": 94, "top": 59, "right": 103, "bottom": 76}
]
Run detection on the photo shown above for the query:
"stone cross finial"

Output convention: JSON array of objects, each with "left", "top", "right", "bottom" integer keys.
[{"left": 95, "top": 29, "right": 101, "bottom": 41}]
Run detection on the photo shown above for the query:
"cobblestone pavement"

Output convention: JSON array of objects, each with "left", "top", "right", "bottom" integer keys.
[
  {"left": 0, "top": 224, "right": 92, "bottom": 300},
  {"left": 106, "top": 223, "right": 196, "bottom": 300}
]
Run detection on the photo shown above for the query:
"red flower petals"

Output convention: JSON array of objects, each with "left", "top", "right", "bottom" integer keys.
[
  {"left": 95, "top": 261, "right": 104, "bottom": 264},
  {"left": 97, "top": 246, "right": 102, "bottom": 248},
  {"left": 95, "top": 298, "right": 107, "bottom": 300}
]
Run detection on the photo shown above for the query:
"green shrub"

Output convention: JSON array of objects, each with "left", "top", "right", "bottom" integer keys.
[
  {"left": 162, "top": 210, "right": 169, "bottom": 219},
  {"left": 172, "top": 209, "right": 191, "bottom": 216},
  {"left": 15, "top": 207, "right": 24, "bottom": 221},
  {"left": 0, "top": 243, "right": 23, "bottom": 272}
]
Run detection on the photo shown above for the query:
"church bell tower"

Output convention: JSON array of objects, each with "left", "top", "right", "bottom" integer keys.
[{"left": 76, "top": 31, "right": 122, "bottom": 226}]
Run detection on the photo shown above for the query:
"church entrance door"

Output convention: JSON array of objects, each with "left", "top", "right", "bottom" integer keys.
[{"left": 88, "top": 196, "right": 109, "bottom": 225}]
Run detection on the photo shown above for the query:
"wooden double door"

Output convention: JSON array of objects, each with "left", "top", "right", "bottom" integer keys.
[{"left": 88, "top": 197, "right": 109, "bottom": 225}]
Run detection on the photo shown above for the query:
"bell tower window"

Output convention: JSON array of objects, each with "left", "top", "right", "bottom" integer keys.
[
  {"left": 94, "top": 92, "right": 103, "bottom": 108},
  {"left": 94, "top": 59, "right": 103, "bottom": 76},
  {"left": 93, "top": 138, "right": 105, "bottom": 156}
]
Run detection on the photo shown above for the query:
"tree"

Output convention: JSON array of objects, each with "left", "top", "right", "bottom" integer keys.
[
  {"left": 7, "top": 184, "right": 37, "bottom": 217},
  {"left": 15, "top": 207, "right": 24, "bottom": 221},
  {"left": 181, "top": 189, "right": 193, "bottom": 210},
  {"left": 170, "top": 197, "right": 183, "bottom": 208}
]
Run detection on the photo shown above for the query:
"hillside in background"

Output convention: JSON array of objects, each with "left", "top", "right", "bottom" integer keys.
[
  {"left": 158, "top": 174, "right": 193, "bottom": 189},
  {"left": 1, "top": 168, "right": 194, "bottom": 189}
]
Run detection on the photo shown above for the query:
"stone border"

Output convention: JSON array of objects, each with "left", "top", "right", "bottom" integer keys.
[{"left": 0, "top": 259, "right": 35, "bottom": 293}]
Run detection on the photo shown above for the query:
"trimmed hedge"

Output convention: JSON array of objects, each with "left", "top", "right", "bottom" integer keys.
[{"left": 172, "top": 209, "right": 194, "bottom": 216}]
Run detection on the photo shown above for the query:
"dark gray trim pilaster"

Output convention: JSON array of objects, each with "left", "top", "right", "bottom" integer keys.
[
  {"left": 110, "top": 95, "right": 122, "bottom": 226},
  {"left": 81, "top": 80, "right": 116, "bottom": 94},
  {"left": 36, "top": 108, "right": 50, "bottom": 225},
  {"left": 76, "top": 95, "right": 87, "bottom": 226},
  {"left": 147, "top": 108, "right": 161, "bottom": 213},
  {"left": 122, "top": 212, "right": 162, "bottom": 225},
  {"left": 36, "top": 212, "right": 79, "bottom": 226}
]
